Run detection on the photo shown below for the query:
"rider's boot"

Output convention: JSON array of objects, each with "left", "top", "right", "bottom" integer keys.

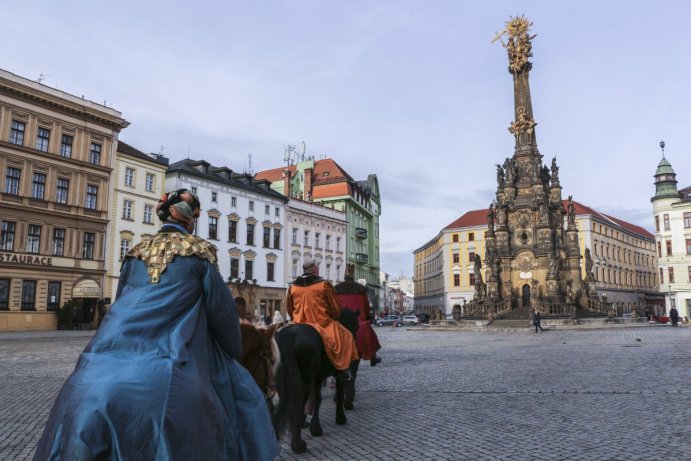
[{"left": 334, "top": 369, "right": 352, "bottom": 381}]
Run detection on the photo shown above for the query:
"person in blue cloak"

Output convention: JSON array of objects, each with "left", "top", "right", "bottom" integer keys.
[{"left": 34, "top": 189, "right": 279, "bottom": 461}]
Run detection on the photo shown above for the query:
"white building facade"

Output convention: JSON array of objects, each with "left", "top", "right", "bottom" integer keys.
[
  {"left": 286, "top": 198, "right": 347, "bottom": 284},
  {"left": 651, "top": 152, "right": 691, "bottom": 318},
  {"left": 105, "top": 142, "right": 168, "bottom": 302},
  {"left": 166, "top": 159, "right": 288, "bottom": 319}
]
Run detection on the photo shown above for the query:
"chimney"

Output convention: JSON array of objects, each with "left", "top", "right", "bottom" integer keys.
[
  {"left": 282, "top": 168, "right": 291, "bottom": 197},
  {"left": 304, "top": 167, "right": 313, "bottom": 201}
]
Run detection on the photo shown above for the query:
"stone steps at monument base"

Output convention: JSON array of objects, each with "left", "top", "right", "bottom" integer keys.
[
  {"left": 497, "top": 306, "right": 533, "bottom": 320},
  {"left": 490, "top": 319, "right": 532, "bottom": 328}
]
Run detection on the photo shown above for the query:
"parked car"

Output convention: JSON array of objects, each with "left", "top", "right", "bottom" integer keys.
[
  {"left": 402, "top": 315, "right": 421, "bottom": 325},
  {"left": 416, "top": 313, "right": 431, "bottom": 324},
  {"left": 376, "top": 315, "right": 402, "bottom": 327}
]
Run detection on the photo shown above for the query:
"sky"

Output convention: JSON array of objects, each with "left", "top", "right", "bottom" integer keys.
[{"left": 2, "top": 1, "right": 690, "bottom": 278}]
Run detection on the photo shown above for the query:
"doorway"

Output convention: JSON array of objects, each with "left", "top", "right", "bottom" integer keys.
[{"left": 522, "top": 284, "right": 530, "bottom": 308}]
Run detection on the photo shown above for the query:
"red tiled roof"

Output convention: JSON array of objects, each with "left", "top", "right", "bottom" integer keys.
[
  {"left": 443, "top": 200, "right": 653, "bottom": 239},
  {"left": 255, "top": 158, "right": 354, "bottom": 186},
  {"left": 313, "top": 182, "right": 351, "bottom": 199},
  {"left": 444, "top": 209, "right": 487, "bottom": 229}
]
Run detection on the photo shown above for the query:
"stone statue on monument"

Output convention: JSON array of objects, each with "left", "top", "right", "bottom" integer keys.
[
  {"left": 474, "top": 254, "right": 483, "bottom": 285},
  {"left": 584, "top": 248, "right": 594, "bottom": 279},
  {"left": 496, "top": 164, "right": 505, "bottom": 188},
  {"left": 496, "top": 205, "right": 506, "bottom": 226},
  {"left": 550, "top": 157, "right": 560, "bottom": 184},
  {"left": 567, "top": 195, "right": 576, "bottom": 224},
  {"left": 487, "top": 203, "right": 495, "bottom": 232}
]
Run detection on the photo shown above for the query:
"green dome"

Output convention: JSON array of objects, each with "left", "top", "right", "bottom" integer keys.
[{"left": 655, "top": 156, "right": 675, "bottom": 176}]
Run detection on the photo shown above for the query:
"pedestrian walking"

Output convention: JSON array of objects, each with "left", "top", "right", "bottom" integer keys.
[
  {"left": 272, "top": 309, "right": 284, "bottom": 326},
  {"left": 533, "top": 310, "right": 544, "bottom": 333},
  {"left": 34, "top": 189, "right": 278, "bottom": 461},
  {"left": 669, "top": 307, "right": 679, "bottom": 327}
]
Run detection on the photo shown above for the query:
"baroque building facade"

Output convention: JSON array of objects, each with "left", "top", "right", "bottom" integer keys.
[
  {"left": 165, "top": 159, "right": 288, "bottom": 320},
  {"left": 0, "top": 69, "right": 128, "bottom": 331},
  {"left": 651, "top": 147, "right": 691, "bottom": 318},
  {"left": 105, "top": 141, "right": 168, "bottom": 302},
  {"left": 285, "top": 198, "right": 347, "bottom": 285},
  {"left": 255, "top": 157, "right": 382, "bottom": 309}
]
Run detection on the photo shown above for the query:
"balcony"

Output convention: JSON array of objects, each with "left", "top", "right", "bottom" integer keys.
[
  {"left": 355, "top": 227, "right": 367, "bottom": 239},
  {"left": 0, "top": 193, "right": 106, "bottom": 220},
  {"left": 354, "top": 253, "right": 368, "bottom": 263}
]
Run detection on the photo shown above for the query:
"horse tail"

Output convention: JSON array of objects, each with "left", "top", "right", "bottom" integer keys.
[{"left": 272, "top": 325, "right": 305, "bottom": 437}]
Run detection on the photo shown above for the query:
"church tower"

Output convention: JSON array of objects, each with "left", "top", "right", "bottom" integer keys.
[{"left": 475, "top": 17, "right": 583, "bottom": 317}]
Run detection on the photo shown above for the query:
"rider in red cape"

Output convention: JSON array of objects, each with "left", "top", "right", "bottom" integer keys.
[
  {"left": 334, "top": 264, "right": 382, "bottom": 366},
  {"left": 34, "top": 189, "right": 278, "bottom": 461},
  {"left": 286, "top": 260, "right": 358, "bottom": 379}
]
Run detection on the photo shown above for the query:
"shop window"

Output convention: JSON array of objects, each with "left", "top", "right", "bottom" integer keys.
[
  {"left": 21, "top": 280, "right": 36, "bottom": 311},
  {"left": 0, "top": 279, "right": 9, "bottom": 310},
  {"left": 47, "top": 282, "right": 61, "bottom": 311}
]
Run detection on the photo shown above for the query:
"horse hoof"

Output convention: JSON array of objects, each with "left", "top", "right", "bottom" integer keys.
[
  {"left": 336, "top": 415, "right": 347, "bottom": 425},
  {"left": 344, "top": 402, "right": 354, "bottom": 410},
  {"left": 310, "top": 426, "right": 323, "bottom": 437},
  {"left": 291, "top": 440, "right": 307, "bottom": 453}
]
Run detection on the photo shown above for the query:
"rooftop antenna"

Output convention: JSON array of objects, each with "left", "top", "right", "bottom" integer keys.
[
  {"left": 660, "top": 140, "right": 665, "bottom": 158},
  {"left": 37, "top": 73, "right": 52, "bottom": 84},
  {"left": 159, "top": 145, "right": 166, "bottom": 156},
  {"left": 246, "top": 153, "right": 254, "bottom": 175},
  {"left": 186, "top": 144, "right": 191, "bottom": 159}
]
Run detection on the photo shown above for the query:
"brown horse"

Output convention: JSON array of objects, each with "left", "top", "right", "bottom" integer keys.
[{"left": 239, "top": 321, "right": 281, "bottom": 412}]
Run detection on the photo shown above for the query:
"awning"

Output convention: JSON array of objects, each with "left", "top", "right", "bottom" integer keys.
[{"left": 72, "top": 279, "right": 102, "bottom": 298}]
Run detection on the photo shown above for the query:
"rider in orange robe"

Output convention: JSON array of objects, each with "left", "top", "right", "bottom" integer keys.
[{"left": 287, "top": 261, "right": 359, "bottom": 378}]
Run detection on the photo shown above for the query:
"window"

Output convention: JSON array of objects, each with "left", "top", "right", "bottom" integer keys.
[
  {"left": 245, "top": 260, "right": 254, "bottom": 280},
  {"left": 469, "top": 273, "right": 475, "bottom": 285},
  {"left": 32, "top": 173, "right": 46, "bottom": 199},
  {"left": 669, "top": 267, "right": 675, "bottom": 283},
  {"left": 52, "top": 228, "right": 65, "bottom": 256},
  {"left": 267, "top": 262, "right": 275, "bottom": 282},
  {"left": 120, "top": 239, "right": 131, "bottom": 260},
  {"left": 685, "top": 212, "right": 691, "bottom": 229},
  {"left": 659, "top": 268, "right": 664, "bottom": 284},
  {"left": 468, "top": 233, "right": 475, "bottom": 242},
  {"left": 10, "top": 120, "right": 25, "bottom": 145},
  {"left": 325, "top": 235, "right": 331, "bottom": 250},
  {"left": 655, "top": 215, "right": 660, "bottom": 232},
  {"left": 124, "top": 167, "right": 135, "bottom": 186},
  {"left": 326, "top": 263, "right": 331, "bottom": 279},
  {"left": 249, "top": 201, "right": 254, "bottom": 211},
  {"left": 191, "top": 187, "right": 197, "bottom": 195},
  {"left": 246, "top": 223, "right": 255, "bottom": 245},
  {"left": 688, "top": 266, "right": 691, "bottom": 283},
  {"left": 83, "top": 232, "right": 95, "bottom": 259},
  {"left": 336, "top": 237, "right": 341, "bottom": 252},
  {"left": 60, "top": 134, "right": 73, "bottom": 158},
  {"left": 47, "top": 282, "right": 61, "bottom": 311},
  {"left": 5, "top": 167, "right": 21, "bottom": 195},
  {"left": 86, "top": 185, "right": 98, "bottom": 209},
  {"left": 657, "top": 242, "right": 662, "bottom": 257},
  {"left": 291, "top": 261, "right": 298, "bottom": 278},
  {"left": 36, "top": 128, "right": 50, "bottom": 152},
  {"left": 292, "top": 228, "right": 298, "bottom": 244},
  {"left": 143, "top": 204, "right": 153, "bottom": 224},
  {"left": 56, "top": 178, "right": 69, "bottom": 204},
  {"left": 230, "top": 258, "right": 239, "bottom": 279},
  {"left": 687, "top": 238, "right": 691, "bottom": 255},
  {"left": 122, "top": 200, "right": 133, "bottom": 220},
  {"left": 662, "top": 214, "right": 670, "bottom": 230},
  {"left": 315, "top": 232, "right": 321, "bottom": 248},
  {"left": 263, "top": 227, "right": 270, "bottom": 247},
  {"left": 453, "top": 274, "right": 460, "bottom": 286},
  {"left": 145, "top": 173, "right": 155, "bottom": 192},
  {"left": 209, "top": 216, "right": 218, "bottom": 240},
  {"left": 212, "top": 192, "right": 217, "bottom": 202},
  {"left": 273, "top": 228, "right": 281, "bottom": 249},
  {"left": 89, "top": 142, "right": 102, "bottom": 165},
  {"left": 666, "top": 240, "right": 672, "bottom": 256},
  {"left": 468, "top": 251, "right": 475, "bottom": 264},
  {"left": 275, "top": 207, "right": 280, "bottom": 217},
  {"left": 26, "top": 225, "right": 41, "bottom": 253},
  {"left": 231, "top": 196, "right": 237, "bottom": 207},
  {"left": 453, "top": 253, "right": 459, "bottom": 264},
  {"left": 228, "top": 220, "right": 237, "bottom": 243},
  {"left": 0, "top": 279, "right": 9, "bottom": 310},
  {"left": 304, "top": 231, "right": 309, "bottom": 246},
  {"left": 453, "top": 234, "right": 459, "bottom": 243},
  {"left": 265, "top": 205, "right": 270, "bottom": 214},
  {"left": 336, "top": 264, "right": 341, "bottom": 280},
  {"left": 21, "top": 280, "right": 36, "bottom": 310},
  {"left": 0, "top": 221, "right": 16, "bottom": 251}
]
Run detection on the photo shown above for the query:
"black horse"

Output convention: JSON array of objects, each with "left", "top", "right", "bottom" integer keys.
[{"left": 273, "top": 308, "right": 358, "bottom": 453}]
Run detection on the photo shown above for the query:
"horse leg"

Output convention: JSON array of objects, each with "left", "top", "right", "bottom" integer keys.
[
  {"left": 309, "top": 379, "right": 324, "bottom": 436},
  {"left": 288, "top": 390, "right": 308, "bottom": 453},
  {"left": 335, "top": 378, "right": 347, "bottom": 425},
  {"left": 344, "top": 359, "right": 360, "bottom": 410}
]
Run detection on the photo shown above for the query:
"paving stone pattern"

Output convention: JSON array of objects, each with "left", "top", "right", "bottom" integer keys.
[{"left": 1, "top": 327, "right": 689, "bottom": 460}]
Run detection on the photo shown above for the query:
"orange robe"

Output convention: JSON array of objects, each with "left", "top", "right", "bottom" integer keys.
[{"left": 287, "top": 279, "right": 359, "bottom": 370}]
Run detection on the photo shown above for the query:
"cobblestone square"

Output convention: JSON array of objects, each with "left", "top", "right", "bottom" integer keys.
[{"left": 1, "top": 326, "right": 690, "bottom": 460}]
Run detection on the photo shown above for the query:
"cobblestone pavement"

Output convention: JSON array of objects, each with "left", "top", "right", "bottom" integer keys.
[{"left": 2, "top": 326, "right": 690, "bottom": 460}]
